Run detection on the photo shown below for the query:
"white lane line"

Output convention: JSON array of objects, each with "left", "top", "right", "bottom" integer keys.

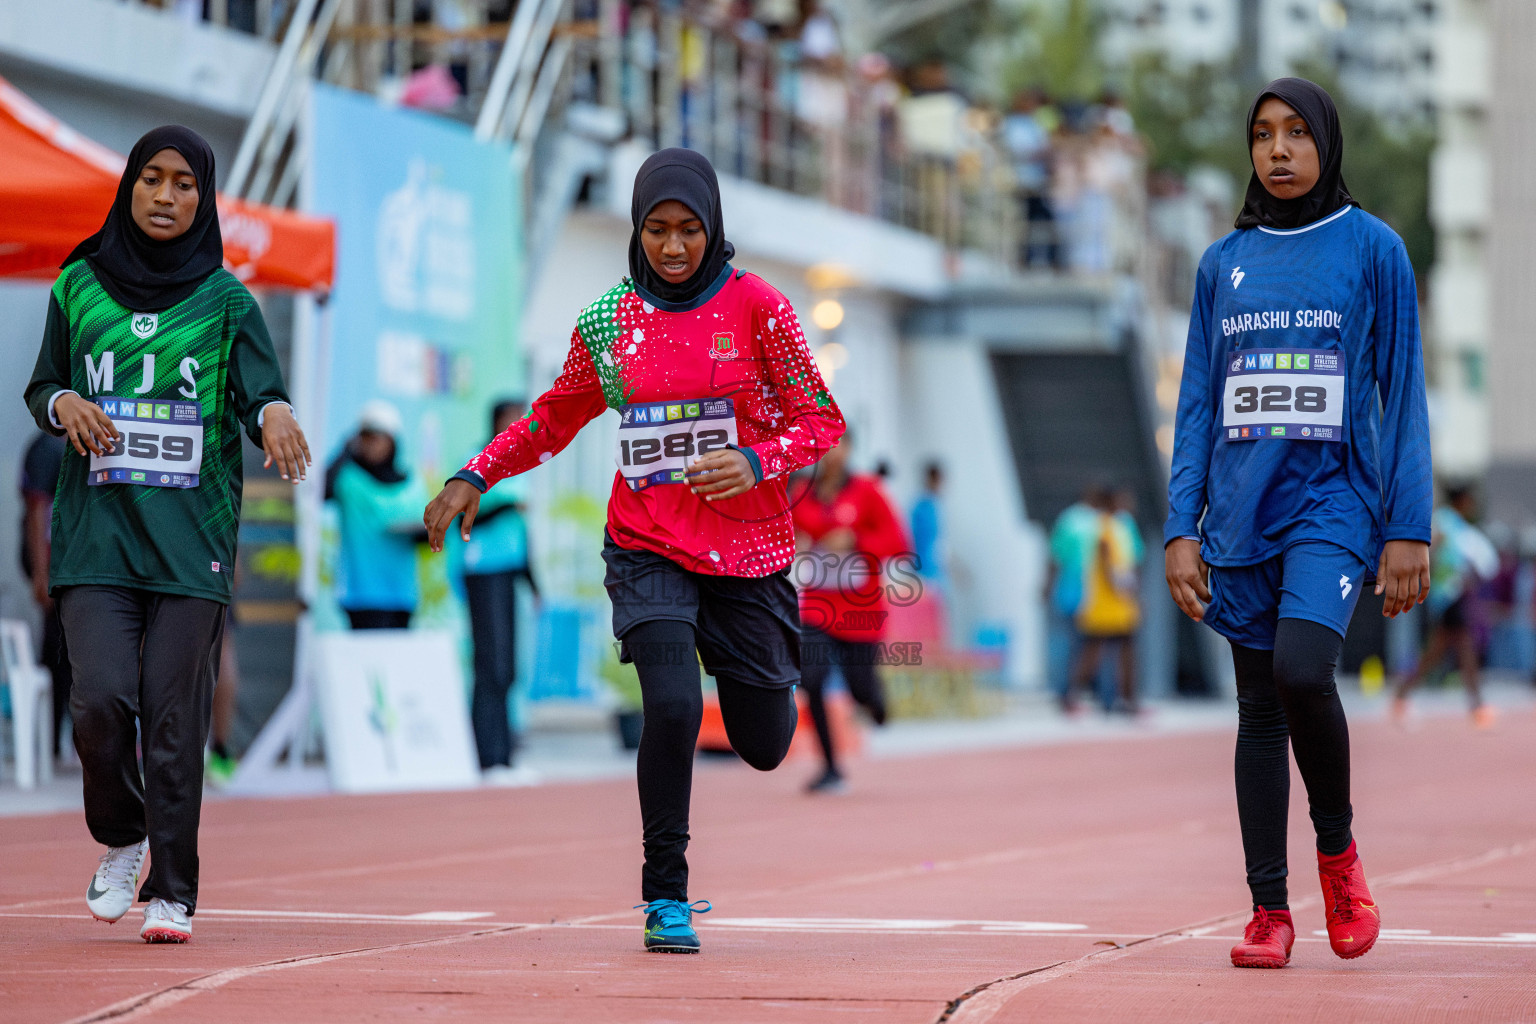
[
  {"left": 1311, "top": 928, "right": 1536, "bottom": 946},
  {"left": 197, "top": 909, "right": 494, "bottom": 922},
  {"left": 710, "top": 918, "right": 1088, "bottom": 933},
  {"left": 943, "top": 837, "right": 1536, "bottom": 1024},
  {"left": 0, "top": 910, "right": 495, "bottom": 926},
  {"left": 15, "top": 909, "right": 1536, "bottom": 948}
]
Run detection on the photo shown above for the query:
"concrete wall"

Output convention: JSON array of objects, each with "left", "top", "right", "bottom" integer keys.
[
  {"left": 1486, "top": 0, "right": 1536, "bottom": 521},
  {"left": 0, "top": 0, "right": 271, "bottom": 121}
]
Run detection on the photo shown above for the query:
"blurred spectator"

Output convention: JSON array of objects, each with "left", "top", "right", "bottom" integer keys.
[
  {"left": 899, "top": 61, "right": 966, "bottom": 158},
  {"left": 909, "top": 461, "right": 946, "bottom": 582},
  {"left": 462, "top": 400, "right": 541, "bottom": 781},
  {"left": 791, "top": 432, "right": 907, "bottom": 794},
  {"left": 325, "top": 401, "right": 424, "bottom": 630},
  {"left": 796, "top": 3, "right": 848, "bottom": 202},
  {"left": 1003, "top": 89, "right": 1060, "bottom": 270},
  {"left": 400, "top": 64, "right": 464, "bottom": 112},
  {"left": 19, "top": 431, "right": 70, "bottom": 761},
  {"left": 752, "top": 0, "right": 799, "bottom": 36},
  {"left": 1392, "top": 485, "right": 1500, "bottom": 728},
  {"left": 1066, "top": 486, "right": 1142, "bottom": 714},
  {"left": 1048, "top": 484, "right": 1108, "bottom": 711},
  {"left": 798, "top": 2, "right": 840, "bottom": 63},
  {"left": 856, "top": 51, "right": 904, "bottom": 218}
]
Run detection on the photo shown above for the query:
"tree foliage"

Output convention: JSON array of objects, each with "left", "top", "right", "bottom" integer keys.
[{"left": 1125, "top": 55, "right": 1435, "bottom": 274}]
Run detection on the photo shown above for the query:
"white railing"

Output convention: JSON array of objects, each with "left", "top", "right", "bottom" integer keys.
[{"left": 219, "top": 0, "right": 1024, "bottom": 261}]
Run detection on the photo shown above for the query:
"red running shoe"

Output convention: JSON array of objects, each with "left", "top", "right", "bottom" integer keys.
[
  {"left": 1318, "top": 840, "right": 1380, "bottom": 959},
  {"left": 1230, "top": 907, "right": 1294, "bottom": 968}
]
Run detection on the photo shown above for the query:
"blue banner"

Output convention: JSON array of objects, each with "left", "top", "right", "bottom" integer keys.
[{"left": 306, "top": 84, "right": 523, "bottom": 626}]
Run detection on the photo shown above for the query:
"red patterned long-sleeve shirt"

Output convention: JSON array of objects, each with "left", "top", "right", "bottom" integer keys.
[{"left": 459, "top": 270, "right": 844, "bottom": 577}]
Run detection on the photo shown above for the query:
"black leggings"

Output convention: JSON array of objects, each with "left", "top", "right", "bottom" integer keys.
[
  {"left": 628, "top": 619, "right": 798, "bottom": 902},
  {"left": 1232, "top": 617, "right": 1354, "bottom": 911},
  {"left": 799, "top": 627, "right": 887, "bottom": 773}
]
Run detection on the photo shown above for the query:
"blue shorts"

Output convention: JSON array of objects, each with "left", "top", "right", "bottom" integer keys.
[{"left": 1205, "top": 541, "right": 1368, "bottom": 651}]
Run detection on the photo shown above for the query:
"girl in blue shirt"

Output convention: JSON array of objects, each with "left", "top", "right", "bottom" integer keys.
[{"left": 1164, "top": 79, "right": 1432, "bottom": 970}]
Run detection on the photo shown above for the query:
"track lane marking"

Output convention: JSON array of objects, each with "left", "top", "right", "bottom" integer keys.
[{"left": 938, "top": 837, "right": 1536, "bottom": 1023}]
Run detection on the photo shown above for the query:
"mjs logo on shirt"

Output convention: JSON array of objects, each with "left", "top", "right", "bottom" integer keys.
[{"left": 130, "top": 313, "right": 158, "bottom": 340}]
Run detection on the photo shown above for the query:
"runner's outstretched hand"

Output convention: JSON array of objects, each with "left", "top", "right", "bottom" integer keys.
[
  {"left": 1165, "top": 537, "right": 1211, "bottom": 622},
  {"left": 424, "top": 478, "right": 482, "bottom": 552},
  {"left": 261, "top": 404, "right": 311, "bottom": 483},
  {"left": 54, "top": 392, "right": 119, "bottom": 457},
  {"left": 687, "top": 449, "right": 755, "bottom": 500},
  {"left": 1376, "top": 539, "right": 1430, "bottom": 617}
]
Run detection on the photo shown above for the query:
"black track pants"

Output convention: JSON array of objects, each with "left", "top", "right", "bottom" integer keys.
[
  {"left": 465, "top": 570, "right": 520, "bottom": 769},
  {"left": 58, "top": 585, "right": 225, "bottom": 913},
  {"left": 1232, "top": 617, "right": 1354, "bottom": 910},
  {"left": 799, "top": 626, "right": 887, "bottom": 773},
  {"left": 626, "top": 619, "right": 798, "bottom": 902}
]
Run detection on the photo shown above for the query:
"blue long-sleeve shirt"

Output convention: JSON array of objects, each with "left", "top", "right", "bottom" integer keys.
[{"left": 1164, "top": 206, "right": 1432, "bottom": 568}]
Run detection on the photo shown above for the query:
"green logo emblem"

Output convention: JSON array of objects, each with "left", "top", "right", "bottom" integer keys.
[
  {"left": 713, "top": 333, "right": 734, "bottom": 353},
  {"left": 154, "top": 405, "right": 171, "bottom": 420},
  {"left": 1271, "top": 427, "right": 1286, "bottom": 437},
  {"left": 1294, "top": 354, "right": 1310, "bottom": 370},
  {"left": 130, "top": 471, "right": 147, "bottom": 482},
  {"left": 684, "top": 403, "right": 700, "bottom": 417},
  {"left": 666, "top": 405, "right": 682, "bottom": 421},
  {"left": 1276, "top": 354, "right": 1292, "bottom": 370}
]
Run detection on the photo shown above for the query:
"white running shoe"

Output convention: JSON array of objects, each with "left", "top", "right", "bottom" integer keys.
[
  {"left": 140, "top": 898, "right": 191, "bottom": 943},
  {"left": 86, "top": 839, "right": 148, "bottom": 923}
]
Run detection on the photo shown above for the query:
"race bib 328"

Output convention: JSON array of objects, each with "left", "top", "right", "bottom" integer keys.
[{"left": 1222, "top": 348, "right": 1345, "bottom": 442}]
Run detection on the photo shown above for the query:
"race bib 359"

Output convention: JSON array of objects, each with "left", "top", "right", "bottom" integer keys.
[
  {"left": 88, "top": 397, "right": 204, "bottom": 488},
  {"left": 1222, "top": 348, "right": 1345, "bottom": 442},
  {"left": 616, "top": 398, "right": 737, "bottom": 491}
]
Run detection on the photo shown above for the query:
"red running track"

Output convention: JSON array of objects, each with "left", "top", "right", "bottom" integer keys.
[{"left": 4, "top": 707, "right": 1535, "bottom": 1023}]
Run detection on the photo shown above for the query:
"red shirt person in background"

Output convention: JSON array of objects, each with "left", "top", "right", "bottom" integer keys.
[{"left": 791, "top": 430, "right": 911, "bottom": 793}]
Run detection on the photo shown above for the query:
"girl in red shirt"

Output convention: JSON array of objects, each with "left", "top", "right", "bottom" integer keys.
[
  {"left": 425, "top": 150, "right": 844, "bottom": 953},
  {"left": 791, "top": 432, "right": 911, "bottom": 793}
]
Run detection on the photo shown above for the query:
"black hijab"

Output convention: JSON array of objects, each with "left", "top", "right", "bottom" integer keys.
[
  {"left": 63, "top": 125, "right": 224, "bottom": 313},
  {"left": 627, "top": 148, "right": 735, "bottom": 306},
  {"left": 1235, "top": 78, "right": 1358, "bottom": 231}
]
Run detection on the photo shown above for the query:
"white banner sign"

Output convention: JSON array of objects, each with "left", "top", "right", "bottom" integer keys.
[{"left": 315, "top": 630, "right": 479, "bottom": 793}]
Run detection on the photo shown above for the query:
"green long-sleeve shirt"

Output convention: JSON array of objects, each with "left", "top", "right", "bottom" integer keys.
[{"left": 23, "top": 261, "right": 291, "bottom": 603}]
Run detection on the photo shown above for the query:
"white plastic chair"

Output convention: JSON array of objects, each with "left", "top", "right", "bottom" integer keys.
[{"left": 1, "top": 619, "right": 54, "bottom": 790}]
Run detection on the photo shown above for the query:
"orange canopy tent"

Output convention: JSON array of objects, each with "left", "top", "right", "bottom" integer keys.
[{"left": 0, "top": 76, "right": 334, "bottom": 292}]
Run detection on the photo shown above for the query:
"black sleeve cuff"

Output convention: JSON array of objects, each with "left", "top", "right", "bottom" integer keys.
[
  {"left": 451, "top": 469, "right": 488, "bottom": 493},
  {"left": 731, "top": 444, "right": 764, "bottom": 483}
]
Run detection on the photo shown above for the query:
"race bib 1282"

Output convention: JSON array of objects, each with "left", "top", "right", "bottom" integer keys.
[
  {"left": 88, "top": 397, "right": 204, "bottom": 488},
  {"left": 616, "top": 397, "right": 737, "bottom": 491},
  {"left": 1222, "top": 348, "right": 1345, "bottom": 442}
]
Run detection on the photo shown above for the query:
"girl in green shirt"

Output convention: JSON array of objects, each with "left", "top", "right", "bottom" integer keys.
[{"left": 23, "top": 125, "right": 310, "bottom": 943}]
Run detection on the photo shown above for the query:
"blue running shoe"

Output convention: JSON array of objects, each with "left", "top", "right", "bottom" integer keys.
[{"left": 634, "top": 899, "right": 711, "bottom": 953}]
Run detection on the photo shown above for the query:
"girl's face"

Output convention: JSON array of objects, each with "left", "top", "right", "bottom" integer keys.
[
  {"left": 1251, "top": 97, "right": 1321, "bottom": 201},
  {"left": 641, "top": 200, "right": 707, "bottom": 283},
  {"left": 131, "top": 147, "right": 199, "bottom": 241}
]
